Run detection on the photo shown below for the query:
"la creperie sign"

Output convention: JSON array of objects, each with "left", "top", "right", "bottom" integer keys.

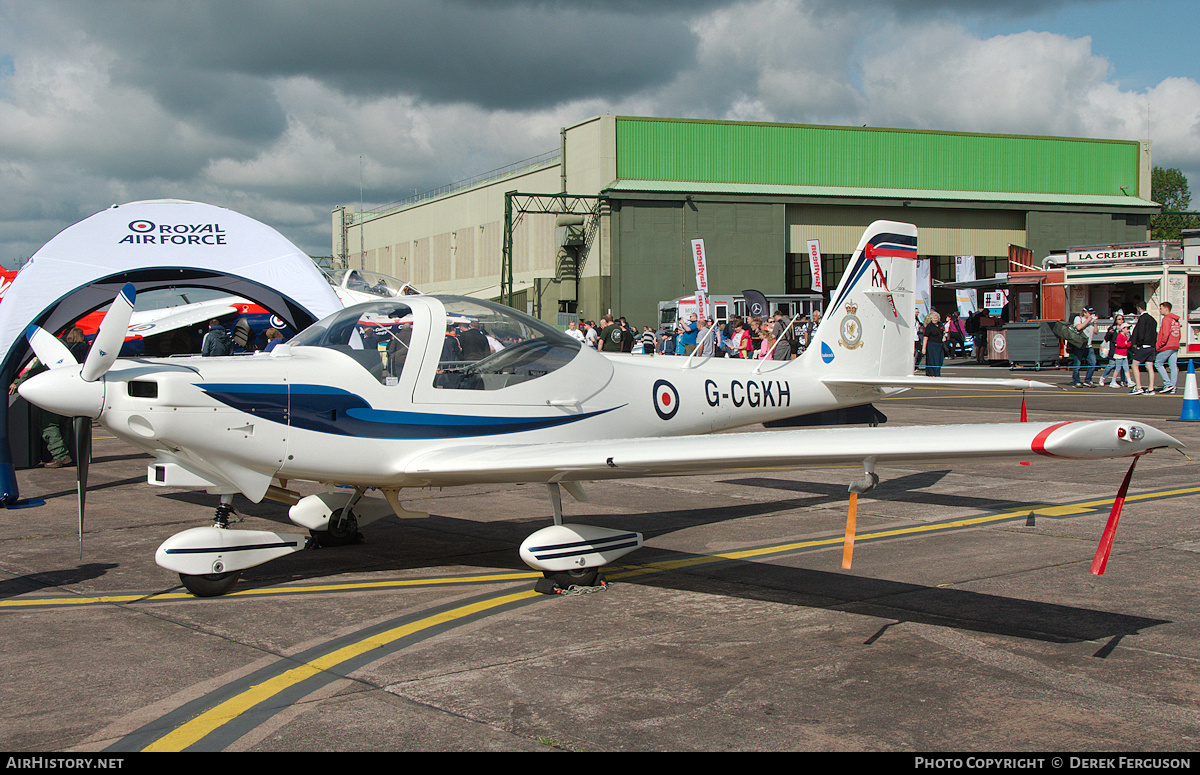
[{"left": 1067, "top": 246, "right": 1161, "bottom": 263}]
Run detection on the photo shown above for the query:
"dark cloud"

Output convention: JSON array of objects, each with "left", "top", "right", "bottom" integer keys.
[
  {"left": 117, "top": 68, "right": 287, "bottom": 147},
  {"left": 68, "top": 0, "right": 701, "bottom": 111}
]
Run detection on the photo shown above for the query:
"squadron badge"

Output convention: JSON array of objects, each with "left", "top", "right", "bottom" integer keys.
[{"left": 837, "top": 302, "right": 864, "bottom": 350}]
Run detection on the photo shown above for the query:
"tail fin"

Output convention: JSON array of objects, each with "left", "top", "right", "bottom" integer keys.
[{"left": 803, "top": 221, "right": 917, "bottom": 379}]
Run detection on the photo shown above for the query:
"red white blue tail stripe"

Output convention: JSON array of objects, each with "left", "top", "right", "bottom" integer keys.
[{"left": 828, "top": 229, "right": 918, "bottom": 311}]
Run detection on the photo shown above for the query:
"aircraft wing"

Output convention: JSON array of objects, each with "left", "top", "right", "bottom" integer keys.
[
  {"left": 125, "top": 297, "right": 242, "bottom": 339},
  {"left": 402, "top": 420, "right": 1180, "bottom": 487}
]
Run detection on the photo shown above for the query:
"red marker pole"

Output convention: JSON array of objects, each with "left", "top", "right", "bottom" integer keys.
[
  {"left": 1090, "top": 454, "right": 1142, "bottom": 576},
  {"left": 1020, "top": 392, "right": 1030, "bottom": 465}
]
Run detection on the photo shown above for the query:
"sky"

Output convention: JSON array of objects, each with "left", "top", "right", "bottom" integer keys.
[{"left": 1, "top": 0, "right": 1197, "bottom": 269}]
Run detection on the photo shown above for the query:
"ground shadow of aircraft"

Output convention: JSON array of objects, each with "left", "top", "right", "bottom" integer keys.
[
  {"left": 0, "top": 563, "right": 119, "bottom": 600},
  {"left": 150, "top": 480, "right": 1169, "bottom": 650}
]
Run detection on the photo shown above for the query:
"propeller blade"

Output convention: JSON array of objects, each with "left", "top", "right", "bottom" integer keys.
[
  {"left": 24, "top": 325, "right": 77, "bottom": 370},
  {"left": 81, "top": 282, "right": 136, "bottom": 382},
  {"left": 74, "top": 416, "right": 92, "bottom": 559}
]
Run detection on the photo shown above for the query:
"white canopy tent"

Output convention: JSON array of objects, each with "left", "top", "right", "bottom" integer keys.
[
  {"left": 0, "top": 199, "right": 344, "bottom": 503},
  {"left": 0, "top": 199, "right": 342, "bottom": 367}
]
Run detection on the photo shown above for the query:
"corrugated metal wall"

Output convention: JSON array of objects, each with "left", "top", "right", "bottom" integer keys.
[
  {"left": 787, "top": 205, "right": 1025, "bottom": 256},
  {"left": 615, "top": 117, "right": 1142, "bottom": 196}
]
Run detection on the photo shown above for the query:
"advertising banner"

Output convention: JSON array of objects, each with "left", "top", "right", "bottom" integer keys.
[
  {"left": 915, "top": 258, "right": 931, "bottom": 320},
  {"left": 806, "top": 239, "right": 823, "bottom": 294},
  {"left": 742, "top": 289, "right": 769, "bottom": 319},
  {"left": 955, "top": 255, "right": 977, "bottom": 316},
  {"left": 690, "top": 239, "right": 709, "bottom": 297}
]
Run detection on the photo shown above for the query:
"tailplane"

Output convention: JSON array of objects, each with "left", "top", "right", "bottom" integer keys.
[{"left": 800, "top": 220, "right": 1049, "bottom": 392}]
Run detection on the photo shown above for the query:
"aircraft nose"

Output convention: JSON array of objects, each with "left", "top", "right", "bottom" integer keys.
[{"left": 18, "top": 366, "right": 105, "bottom": 418}]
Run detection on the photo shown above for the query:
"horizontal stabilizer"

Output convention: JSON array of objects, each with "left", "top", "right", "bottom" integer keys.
[
  {"left": 765, "top": 404, "right": 887, "bottom": 428},
  {"left": 823, "top": 376, "right": 1053, "bottom": 391}
]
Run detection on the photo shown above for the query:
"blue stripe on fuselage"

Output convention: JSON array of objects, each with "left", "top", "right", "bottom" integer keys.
[{"left": 198, "top": 383, "right": 621, "bottom": 439}]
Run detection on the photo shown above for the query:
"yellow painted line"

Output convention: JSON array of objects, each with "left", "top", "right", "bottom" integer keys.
[
  {"left": 0, "top": 593, "right": 165, "bottom": 608},
  {"left": 141, "top": 588, "right": 541, "bottom": 752},
  {"left": 0, "top": 571, "right": 542, "bottom": 609}
]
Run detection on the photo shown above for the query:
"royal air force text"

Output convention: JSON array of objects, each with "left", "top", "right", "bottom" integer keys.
[
  {"left": 118, "top": 223, "right": 227, "bottom": 246},
  {"left": 705, "top": 379, "right": 791, "bottom": 409}
]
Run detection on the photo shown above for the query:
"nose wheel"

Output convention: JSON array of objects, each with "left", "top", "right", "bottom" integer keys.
[{"left": 309, "top": 506, "right": 362, "bottom": 547}]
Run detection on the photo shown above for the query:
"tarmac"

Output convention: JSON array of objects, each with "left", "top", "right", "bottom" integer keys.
[{"left": 2, "top": 361, "right": 1200, "bottom": 753}]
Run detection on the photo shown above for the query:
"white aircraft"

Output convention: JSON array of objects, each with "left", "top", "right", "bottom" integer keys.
[
  {"left": 17, "top": 222, "right": 1183, "bottom": 597},
  {"left": 70, "top": 268, "right": 416, "bottom": 356}
]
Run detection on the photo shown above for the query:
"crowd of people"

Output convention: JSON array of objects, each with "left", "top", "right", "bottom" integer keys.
[
  {"left": 566, "top": 307, "right": 820, "bottom": 361},
  {"left": 1062, "top": 300, "right": 1182, "bottom": 394},
  {"left": 915, "top": 300, "right": 1184, "bottom": 395}
]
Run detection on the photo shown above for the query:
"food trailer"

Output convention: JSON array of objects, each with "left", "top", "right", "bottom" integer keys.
[{"left": 1004, "top": 235, "right": 1200, "bottom": 363}]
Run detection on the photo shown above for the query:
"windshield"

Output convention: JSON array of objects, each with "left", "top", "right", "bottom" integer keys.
[
  {"left": 433, "top": 297, "right": 580, "bottom": 390},
  {"left": 289, "top": 302, "right": 414, "bottom": 385},
  {"left": 325, "top": 268, "right": 413, "bottom": 298}
]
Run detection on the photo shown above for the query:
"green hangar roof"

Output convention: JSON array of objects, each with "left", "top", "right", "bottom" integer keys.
[{"left": 610, "top": 117, "right": 1153, "bottom": 207}]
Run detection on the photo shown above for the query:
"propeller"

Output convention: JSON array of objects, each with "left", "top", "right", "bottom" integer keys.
[
  {"left": 81, "top": 283, "right": 135, "bottom": 382},
  {"left": 23, "top": 283, "right": 135, "bottom": 558},
  {"left": 24, "top": 325, "right": 76, "bottom": 370},
  {"left": 73, "top": 416, "right": 91, "bottom": 558}
]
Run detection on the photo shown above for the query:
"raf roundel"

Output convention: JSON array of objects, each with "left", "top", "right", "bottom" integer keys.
[
  {"left": 652, "top": 379, "right": 680, "bottom": 420},
  {"left": 129, "top": 220, "right": 155, "bottom": 233}
]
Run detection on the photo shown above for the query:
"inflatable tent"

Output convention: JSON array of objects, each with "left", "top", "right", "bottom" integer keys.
[{"left": 0, "top": 199, "right": 344, "bottom": 504}]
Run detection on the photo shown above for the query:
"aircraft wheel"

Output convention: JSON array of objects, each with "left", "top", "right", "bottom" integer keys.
[
  {"left": 536, "top": 568, "right": 601, "bottom": 594},
  {"left": 309, "top": 507, "right": 361, "bottom": 547},
  {"left": 180, "top": 571, "right": 240, "bottom": 597}
]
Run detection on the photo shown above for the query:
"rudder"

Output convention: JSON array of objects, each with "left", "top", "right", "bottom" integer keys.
[{"left": 803, "top": 221, "right": 917, "bottom": 379}]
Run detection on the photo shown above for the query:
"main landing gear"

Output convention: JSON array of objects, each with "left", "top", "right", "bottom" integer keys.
[
  {"left": 535, "top": 567, "right": 605, "bottom": 595},
  {"left": 520, "top": 483, "right": 641, "bottom": 595}
]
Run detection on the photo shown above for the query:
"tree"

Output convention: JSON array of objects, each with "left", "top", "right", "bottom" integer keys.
[{"left": 1150, "top": 166, "right": 1200, "bottom": 240}]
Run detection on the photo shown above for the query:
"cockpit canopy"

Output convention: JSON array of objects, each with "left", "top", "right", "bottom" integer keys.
[
  {"left": 324, "top": 268, "right": 418, "bottom": 299},
  {"left": 289, "top": 295, "right": 582, "bottom": 390}
]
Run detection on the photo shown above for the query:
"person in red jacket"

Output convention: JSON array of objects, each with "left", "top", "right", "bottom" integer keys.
[{"left": 1155, "top": 301, "right": 1182, "bottom": 394}]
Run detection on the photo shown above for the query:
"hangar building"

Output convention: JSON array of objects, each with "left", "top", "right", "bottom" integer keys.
[{"left": 332, "top": 115, "right": 1157, "bottom": 326}]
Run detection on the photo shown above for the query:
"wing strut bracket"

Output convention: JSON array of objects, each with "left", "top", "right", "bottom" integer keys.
[{"left": 547, "top": 483, "right": 564, "bottom": 525}]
